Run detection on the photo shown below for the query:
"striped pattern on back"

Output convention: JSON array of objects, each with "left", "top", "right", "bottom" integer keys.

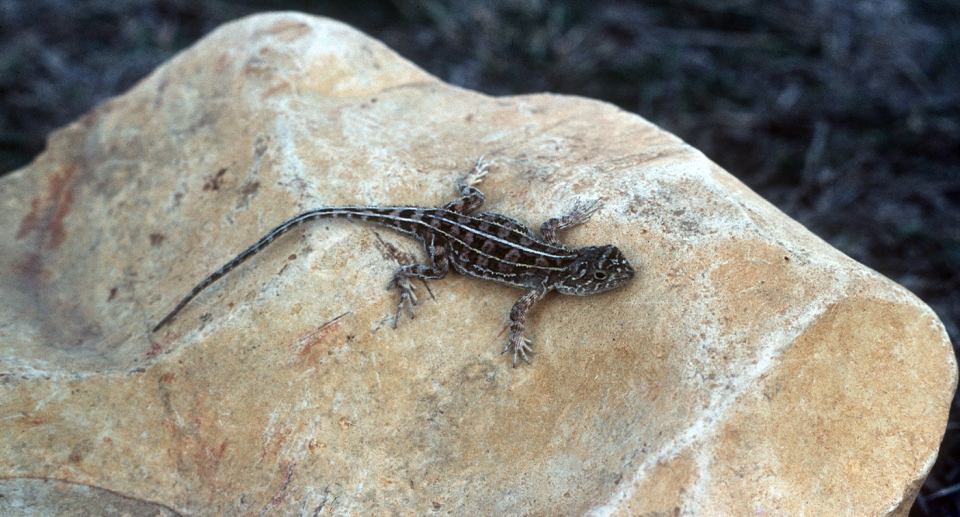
[{"left": 268, "top": 206, "right": 579, "bottom": 288}]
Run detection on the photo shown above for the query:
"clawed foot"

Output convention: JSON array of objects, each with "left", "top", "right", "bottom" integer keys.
[
  {"left": 568, "top": 198, "right": 603, "bottom": 224},
  {"left": 387, "top": 275, "right": 418, "bottom": 327},
  {"left": 462, "top": 156, "right": 490, "bottom": 188},
  {"left": 502, "top": 332, "right": 534, "bottom": 367}
]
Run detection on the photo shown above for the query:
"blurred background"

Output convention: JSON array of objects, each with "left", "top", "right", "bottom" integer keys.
[{"left": 1, "top": 0, "right": 957, "bottom": 513}]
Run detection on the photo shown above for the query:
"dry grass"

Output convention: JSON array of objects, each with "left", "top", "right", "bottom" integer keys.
[{"left": 1, "top": 0, "right": 957, "bottom": 513}]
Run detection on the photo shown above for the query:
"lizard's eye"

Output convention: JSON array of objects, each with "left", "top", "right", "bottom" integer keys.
[{"left": 593, "top": 271, "right": 608, "bottom": 281}]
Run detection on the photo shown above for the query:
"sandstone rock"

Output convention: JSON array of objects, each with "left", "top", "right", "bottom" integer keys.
[{"left": 0, "top": 12, "right": 954, "bottom": 516}]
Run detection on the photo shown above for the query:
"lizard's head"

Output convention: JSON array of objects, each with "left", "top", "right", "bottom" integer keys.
[{"left": 554, "top": 245, "right": 635, "bottom": 295}]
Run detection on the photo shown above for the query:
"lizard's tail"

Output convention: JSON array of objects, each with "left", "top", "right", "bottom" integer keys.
[{"left": 151, "top": 206, "right": 418, "bottom": 332}]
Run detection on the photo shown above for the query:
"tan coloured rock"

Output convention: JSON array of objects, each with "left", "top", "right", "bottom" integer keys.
[{"left": 0, "top": 12, "right": 954, "bottom": 517}]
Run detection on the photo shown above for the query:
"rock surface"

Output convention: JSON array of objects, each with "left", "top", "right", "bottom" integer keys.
[{"left": 0, "top": 12, "right": 954, "bottom": 517}]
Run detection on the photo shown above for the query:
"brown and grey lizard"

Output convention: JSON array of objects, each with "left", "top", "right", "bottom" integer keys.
[{"left": 152, "top": 158, "right": 635, "bottom": 365}]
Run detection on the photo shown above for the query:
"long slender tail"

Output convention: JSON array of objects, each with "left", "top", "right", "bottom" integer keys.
[{"left": 151, "top": 206, "right": 415, "bottom": 332}]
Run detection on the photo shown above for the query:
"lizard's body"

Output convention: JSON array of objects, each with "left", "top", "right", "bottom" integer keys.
[{"left": 153, "top": 159, "right": 634, "bottom": 365}]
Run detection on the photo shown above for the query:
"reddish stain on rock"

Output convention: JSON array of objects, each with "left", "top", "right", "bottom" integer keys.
[
  {"left": 15, "top": 163, "right": 77, "bottom": 251},
  {"left": 10, "top": 253, "right": 52, "bottom": 284}
]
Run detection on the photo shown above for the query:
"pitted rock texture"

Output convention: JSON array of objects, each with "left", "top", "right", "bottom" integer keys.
[{"left": 0, "top": 12, "right": 954, "bottom": 517}]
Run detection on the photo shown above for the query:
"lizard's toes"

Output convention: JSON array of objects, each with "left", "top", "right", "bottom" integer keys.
[{"left": 502, "top": 336, "right": 534, "bottom": 367}]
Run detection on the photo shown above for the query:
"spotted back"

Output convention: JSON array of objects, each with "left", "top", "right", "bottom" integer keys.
[{"left": 417, "top": 209, "right": 578, "bottom": 290}]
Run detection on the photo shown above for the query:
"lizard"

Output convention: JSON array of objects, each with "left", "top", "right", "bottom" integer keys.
[{"left": 152, "top": 158, "right": 635, "bottom": 365}]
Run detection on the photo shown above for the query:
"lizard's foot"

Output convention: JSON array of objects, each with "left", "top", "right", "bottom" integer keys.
[
  {"left": 567, "top": 198, "right": 604, "bottom": 224},
  {"left": 539, "top": 197, "right": 605, "bottom": 246},
  {"left": 387, "top": 275, "right": 418, "bottom": 327},
  {"left": 462, "top": 156, "right": 489, "bottom": 188},
  {"left": 502, "top": 332, "right": 534, "bottom": 367}
]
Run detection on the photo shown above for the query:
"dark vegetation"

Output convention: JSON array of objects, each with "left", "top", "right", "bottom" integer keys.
[{"left": 2, "top": 1, "right": 957, "bottom": 513}]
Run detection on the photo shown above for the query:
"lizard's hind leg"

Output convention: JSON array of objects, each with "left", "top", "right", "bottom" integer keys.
[{"left": 387, "top": 234, "right": 451, "bottom": 327}]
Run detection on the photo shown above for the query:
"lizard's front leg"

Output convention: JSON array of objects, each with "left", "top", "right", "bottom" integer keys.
[
  {"left": 503, "top": 287, "right": 546, "bottom": 366},
  {"left": 540, "top": 198, "right": 603, "bottom": 246},
  {"left": 387, "top": 234, "right": 450, "bottom": 327}
]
